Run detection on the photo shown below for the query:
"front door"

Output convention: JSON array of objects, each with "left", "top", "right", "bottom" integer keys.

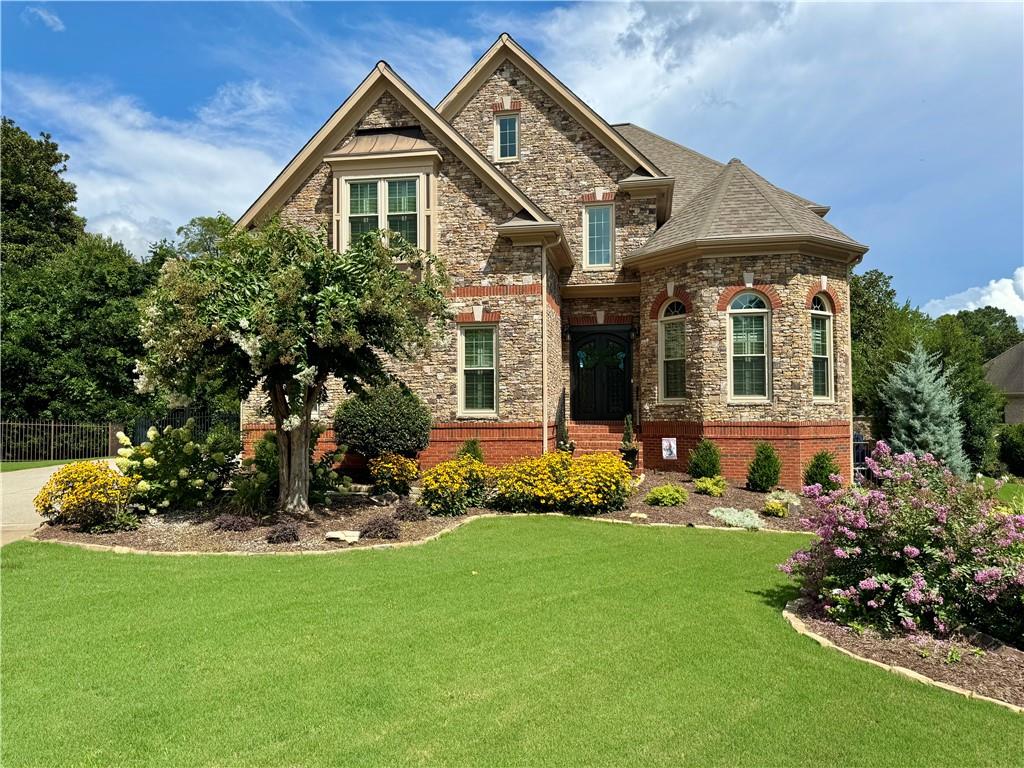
[{"left": 570, "top": 328, "right": 632, "bottom": 421}]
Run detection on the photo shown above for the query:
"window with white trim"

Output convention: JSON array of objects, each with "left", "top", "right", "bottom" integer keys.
[
  {"left": 459, "top": 325, "right": 497, "bottom": 416},
  {"left": 495, "top": 113, "right": 519, "bottom": 160},
  {"left": 342, "top": 176, "right": 421, "bottom": 248},
  {"left": 729, "top": 292, "right": 770, "bottom": 399},
  {"left": 658, "top": 300, "right": 687, "bottom": 401},
  {"left": 583, "top": 204, "right": 613, "bottom": 268},
  {"left": 810, "top": 294, "right": 833, "bottom": 399}
]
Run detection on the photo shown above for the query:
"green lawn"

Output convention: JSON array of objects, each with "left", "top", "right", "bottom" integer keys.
[
  {"left": 2, "top": 518, "right": 1019, "bottom": 767},
  {"left": 0, "top": 457, "right": 105, "bottom": 473},
  {"left": 981, "top": 476, "right": 1024, "bottom": 505}
]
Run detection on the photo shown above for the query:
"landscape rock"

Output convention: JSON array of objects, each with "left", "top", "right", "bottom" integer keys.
[{"left": 326, "top": 530, "right": 360, "bottom": 544}]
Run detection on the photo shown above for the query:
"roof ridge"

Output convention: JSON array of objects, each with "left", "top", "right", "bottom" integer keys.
[
  {"left": 697, "top": 161, "right": 738, "bottom": 239},
  {"left": 733, "top": 160, "right": 803, "bottom": 233},
  {"left": 616, "top": 123, "right": 724, "bottom": 170}
]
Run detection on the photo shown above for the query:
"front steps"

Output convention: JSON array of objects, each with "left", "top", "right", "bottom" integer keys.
[{"left": 568, "top": 421, "right": 643, "bottom": 465}]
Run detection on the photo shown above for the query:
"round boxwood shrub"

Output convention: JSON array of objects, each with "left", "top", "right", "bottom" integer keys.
[
  {"left": 334, "top": 384, "right": 432, "bottom": 459},
  {"left": 746, "top": 442, "right": 781, "bottom": 492},
  {"left": 998, "top": 423, "right": 1024, "bottom": 477},
  {"left": 803, "top": 450, "right": 841, "bottom": 491},
  {"left": 688, "top": 439, "right": 721, "bottom": 480}
]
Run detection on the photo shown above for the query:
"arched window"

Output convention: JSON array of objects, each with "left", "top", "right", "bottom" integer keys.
[
  {"left": 728, "top": 292, "right": 770, "bottom": 399},
  {"left": 810, "top": 293, "right": 833, "bottom": 399},
  {"left": 658, "top": 300, "right": 687, "bottom": 401}
]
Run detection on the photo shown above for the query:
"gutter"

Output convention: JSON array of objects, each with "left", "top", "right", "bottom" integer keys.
[{"left": 540, "top": 236, "right": 563, "bottom": 453}]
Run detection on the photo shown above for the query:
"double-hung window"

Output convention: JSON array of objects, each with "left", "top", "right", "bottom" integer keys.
[
  {"left": 460, "top": 326, "right": 497, "bottom": 416},
  {"left": 495, "top": 113, "right": 519, "bottom": 161},
  {"left": 344, "top": 176, "right": 420, "bottom": 247},
  {"left": 584, "top": 204, "right": 613, "bottom": 269},
  {"left": 729, "top": 292, "right": 770, "bottom": 399},
  {"left": 810, "top": 294, "right": 833, "bottom": 399},
  {"left": 658, "top": 301, "right": 687, "bottom": 401}
]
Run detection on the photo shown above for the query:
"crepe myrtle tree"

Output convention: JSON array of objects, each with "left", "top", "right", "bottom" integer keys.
[{"left": 138, "top": 219, "right": 449, "bottom": 514}]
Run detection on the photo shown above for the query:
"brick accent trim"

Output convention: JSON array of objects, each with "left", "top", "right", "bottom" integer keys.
[
  {"left": 580, "top": 190, "right": 616, "bottom": 203},
  {"left": 567, "top": 313, "right": 636, "bottom": 326},
  {"left": 451, "top": 284, "right": 541, "bottom": 297},
  {"left": 546, "top": 293, "right": 561, "bottom": 313},
  {"left": 805, "top": 283, "right": 843, "bottom": 313},
  {"left": 455, "top": 311, "right": 501, "bottom": 323},
  {"left": 716, "top": 284, "right": 783, "bottom": 311},
  {"left": 649, "top": 288, "right": 694, "bottom": 319},
  {"left": 491, "top": 99, "right": 523, "bottom": 112}
]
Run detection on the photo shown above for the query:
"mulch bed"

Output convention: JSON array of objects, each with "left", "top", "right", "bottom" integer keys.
[
  {"left": 600, "top": 470, "right": 810, "bottom": 532},
  {"left": 34, "top": 494, "right": 459, "bottom": 553},
  {"left": 793, "top": 602, "right": 1024, "bottom": 709}
]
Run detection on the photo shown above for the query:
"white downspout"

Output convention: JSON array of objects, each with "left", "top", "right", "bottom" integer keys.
[{"left": 540, "top": 238, "right": 562, "bottom": 453}]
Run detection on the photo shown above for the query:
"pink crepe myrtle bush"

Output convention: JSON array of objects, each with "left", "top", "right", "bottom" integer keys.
[{"left": 781, "top": 441, "right": 1024, "bottom": 646}]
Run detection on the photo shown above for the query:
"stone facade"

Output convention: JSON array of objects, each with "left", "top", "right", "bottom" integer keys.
[{"left": 241, "top": 52, "right": 861, "bottom": 489}]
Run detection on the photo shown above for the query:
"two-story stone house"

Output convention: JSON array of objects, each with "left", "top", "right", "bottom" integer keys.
[{"left": 238, "top": 34, "right": 868, "bottom": 489}]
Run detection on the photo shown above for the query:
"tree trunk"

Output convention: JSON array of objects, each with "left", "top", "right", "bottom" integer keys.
[{"left": 268, "top": 382, "right": 315, "bottom": 516}]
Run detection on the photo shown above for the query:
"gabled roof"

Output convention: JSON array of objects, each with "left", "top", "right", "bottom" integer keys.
[
  {"left": 985, "top": 341, "right": 1024, "bottom": 395},
  {"left": 237, "top": 61, "right": 551, "bottom": 230},
  {"left": 625, "top": 157, "right": 867, "bottom": 264},
  {"left": 438, "top": 34, "right": 663, "bottom": 178}
]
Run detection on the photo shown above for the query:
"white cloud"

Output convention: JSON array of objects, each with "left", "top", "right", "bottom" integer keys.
[
  {"left": 923, "top": 267, "right": 1024, "bottom": 328},
  {"left": 22, "top": 6, "right": 65, "bottom": 32},
  {"left": 3, "top": 74, "right": 284, "bottom": 258}
]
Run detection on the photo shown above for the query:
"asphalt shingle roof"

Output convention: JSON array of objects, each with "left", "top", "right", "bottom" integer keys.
[
  {"left": 984, "top": 341, "right": 1024, "bottom": 394},
  {"left": 613, "top": 123, "right": 862, "bottom": 257}
]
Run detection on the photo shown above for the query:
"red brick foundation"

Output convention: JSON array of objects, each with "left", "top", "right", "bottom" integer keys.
[
  {"left": 242, "top": 421, "right": 556, "bottom": 470},
  {"left": 640, "top": 420, "right": 851, "bottom": 490}
]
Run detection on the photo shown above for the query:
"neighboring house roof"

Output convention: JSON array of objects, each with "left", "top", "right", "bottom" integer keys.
[
  {"left": 438, "top": 33, "right": 664, "bottom": 179},
  {"left": 623, "top": 154, "right": 867, "bottom": 265},
  {"left": 985, "top": 341, "right": 1024, "bottom": 395},
  {"left": 236, "top": 61, "right": 553, "bottom": 230}
]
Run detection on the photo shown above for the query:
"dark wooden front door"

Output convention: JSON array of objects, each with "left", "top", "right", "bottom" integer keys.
[{"left": 570, "top": 329, "right": 632, "bottom": 421}]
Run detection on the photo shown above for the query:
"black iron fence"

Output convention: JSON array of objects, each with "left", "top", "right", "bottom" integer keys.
[{"left": 1, "top": 409, "right": 240, "bottom": 463}]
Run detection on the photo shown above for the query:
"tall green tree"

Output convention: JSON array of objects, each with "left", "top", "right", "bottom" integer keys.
[
  {"left": 0, "top": 117, "right": 84, "bottom": 267},
  {"left": 138, "top": 221, "right": 450, "bottom": 513},
  {"left": 954, "top": 306, "right": 1023, "bottom": 362},
  {"left": 926, "top": 315, "right": 1004, "bottom": 472},
  {"left": 2, "top": 234, "right": 149, "bottom": 422},
  {"left": 879, "top": 341, "right": 969, "bottom": 477}
]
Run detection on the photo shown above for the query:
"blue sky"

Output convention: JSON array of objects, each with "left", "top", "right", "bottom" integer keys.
[{"left": 3, "top": 1, "right": 1022, "bottom": 322}]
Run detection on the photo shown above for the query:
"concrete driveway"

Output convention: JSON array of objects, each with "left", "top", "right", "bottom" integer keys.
[{"left": 1, "top": 465, "right": 59, "bottom": 545}]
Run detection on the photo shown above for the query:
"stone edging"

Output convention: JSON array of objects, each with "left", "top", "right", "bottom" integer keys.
[
  {"left": 782, "top": 599, "right": 1022, "bottom": 715},
  {"left": 25, "top": 512, "right": 810, "bottom": 558}
]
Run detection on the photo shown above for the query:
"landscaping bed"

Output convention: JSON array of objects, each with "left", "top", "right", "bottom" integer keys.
[
  {"left": 602, "top": 470, "right": 809, "bottom": 532},
  {"left": 33, "top": 494, "right": 458, "bottom": 553},
  {"left": 792, "top": 601, "right": 1024, "bottom": 709}
]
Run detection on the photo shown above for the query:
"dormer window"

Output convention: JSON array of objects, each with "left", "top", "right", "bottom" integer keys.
[
  {"left": 495, "top": 113, "right": 519, "bottom": 161},
  {"left": 344, "top": 176, "right": 420, "bottom": 246}
]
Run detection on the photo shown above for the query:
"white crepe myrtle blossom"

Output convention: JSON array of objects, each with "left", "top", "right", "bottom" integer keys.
[
  {"left": 281, "top": 414, "right": 302, "bottom": 432},
  {"left": 294, "top": 365, "right": 318, "bottom": 387}
]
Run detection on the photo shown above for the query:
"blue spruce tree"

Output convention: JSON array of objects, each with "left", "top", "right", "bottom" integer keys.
[{"left": 879, "top": 340, "right": 969, "bottom": 476}]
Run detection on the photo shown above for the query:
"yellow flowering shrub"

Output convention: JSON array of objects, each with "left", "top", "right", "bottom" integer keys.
[
  {"left": 419, "top": 455, "right": 492, "bottom": 516},
  {"left": 493, "top": 451, "right": 632, "bottom": 514},
  {"left": 34, "top": 461, "right": 137, "bottom": 531},
  {"left": 368, "top": 452, "right": 419, "bottom": 495},
  {"left": 763, "top": 499, "right": 788, "bottom": 518}
]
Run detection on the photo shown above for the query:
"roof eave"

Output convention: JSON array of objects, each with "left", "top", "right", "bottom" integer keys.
[
  {"left": 617, "top": 176, "right": 675, "bottom": 223},
  {"left": 624, "top": 234, "right": 869, "bottom": 270},
  {"left": 495, "top": 220, "right": 573, "bottom": 268}
]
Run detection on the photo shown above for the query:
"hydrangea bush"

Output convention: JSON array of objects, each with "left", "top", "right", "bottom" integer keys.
[
  {"left": 781, "top": 441, "right": 1024, "bottom": 646},
  {"left": 114, "top": 420, "right": 239, "bottom": 513}
]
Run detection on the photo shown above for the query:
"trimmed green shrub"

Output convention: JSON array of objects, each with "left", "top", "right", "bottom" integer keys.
[
  {"left": 747, "top": 442, "right": 781, "bottom": 492},
  {"left": 360, "top": 514, "right": 400, "bottom": 540},
  {"left": 709, "top": 507, "right": 763, "bottom": 530},
  {"left": 998, "top": 424, "right": 1024, "bottom": 477},
  {"left": 688, "top": 439, "right": 721, "bottom": 479},
  {"left": 644, "top": 483, "right": 689, "bottom": 506},
  {"left": 693, "top": 475, "right": 727, "bottom": 497},
  {"left": 456, "top": 439, "right": 484, "bottom": 462},
  {"left": 803, "top": 450, "right": 842, "bottom": 491},
  {"left": 334, "top": 384, "right": 431, "bottom": 458}
]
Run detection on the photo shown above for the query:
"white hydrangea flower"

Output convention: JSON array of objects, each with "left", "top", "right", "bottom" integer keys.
[
  {"left": 192, "top": 479, "right": 205, "bottom": 488},
  {"left": 183, "top": 442, "right": 195, "bottom": 455},
  {"left": 178, "top": 468, "right": 189, "bottom": 479},
  {"left": 114, "top": 458, "right": 131, "bottom": 472},
  {"left": 136, "top": 480, "right": 152, "bottom": 493},
  {"left": 207, "top": 471, "right": 219, "bottom": 482},
  {"left": 116, "top": 431, "right": 131, "bottom": 446},
  {"left": 143, "top": 457, "right": 158, "bottom": 468},
  {"left": 147, "top": 426, "right": 159, "bottom": 441},
  {"left": 159, "top": 499, "right": 170, "bottom": 508},
  {"left": 116, "top": 448, "right": 133, "bottom": 458},
  {"left": 169, "top": 479, "right": 178, "bottom": 488}
]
